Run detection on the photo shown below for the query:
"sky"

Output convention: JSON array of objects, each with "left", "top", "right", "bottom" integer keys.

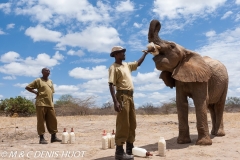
[{"left": 0, "top": 0, "right": 240, "bottom": 107}]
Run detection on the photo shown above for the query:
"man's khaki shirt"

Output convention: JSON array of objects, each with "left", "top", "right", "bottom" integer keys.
[
  {"left": 108, "top": 61, "right": 138, "bottom": 91},
  {"left": 27, "top": 78, "right": 55, "bottom": 107}
]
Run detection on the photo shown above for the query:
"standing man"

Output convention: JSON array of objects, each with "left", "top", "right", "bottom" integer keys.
[
  {"left": 25, "top": 68, "right": 61, "bottom": 144},
  {"left": 108, "top": 46, "right": 149, "bottom": 160}
]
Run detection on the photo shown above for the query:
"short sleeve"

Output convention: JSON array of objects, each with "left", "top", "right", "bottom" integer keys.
[
  {"left": 108, "top": 66, "right": 117, "bottom": 85},
  {"left": 128, "top": 61, "right": 138, "bottom": 71},
  {"left": 26, "top": 79, "right": 39, "bottom": 89}
]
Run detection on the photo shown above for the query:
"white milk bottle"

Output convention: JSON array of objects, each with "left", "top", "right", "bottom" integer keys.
[
  {"left": 158, "top": 137, "right": 166, "bottom": 156},
  {"left": 110, "top": 130, "right": 115, "bottom": 149},
  {"left": 132, "top": 147, "right": 152, "bottom": 157},
  {"left": 69, "top": 128, "right": 75, "bottom": 144},
  {"left": 102, "top": 130, "right": 108, "bottom": 150},
  {"left": 107, "top": 132, "right": 111, "bottom": 148},
  {"left": 62, "top": 128, "right": 69, "bottom": 144}
]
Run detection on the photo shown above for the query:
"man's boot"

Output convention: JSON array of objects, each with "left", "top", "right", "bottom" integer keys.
[
  {"left": 39, "top": 135, "right": 48, "bottom": 144},
  {"left": 115, "top": 145, "right": 134, "bottom": 160},
  {"left": 51, "top": 133, "right": 62, "bottom": 143},
  {"left": 126, "top": 142, "right": 134, "bottom": 155}
]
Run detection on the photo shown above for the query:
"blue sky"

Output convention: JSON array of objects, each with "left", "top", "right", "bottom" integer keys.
[{"left": 0, "top": 0, "right": 240, "bottom": 107}]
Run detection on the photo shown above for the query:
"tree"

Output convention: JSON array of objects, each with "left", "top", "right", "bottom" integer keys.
[
  {"left": 225, "top": 97, "right": 240, "bottom": 112},
  {"left": 0, "top": 96, "right": 35, "bottom": 116},
  {"left": 54, "top": 94, "right": 96, "bottom": 116}
]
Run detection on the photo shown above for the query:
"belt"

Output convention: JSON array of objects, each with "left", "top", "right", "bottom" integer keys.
[{"left": 117, "top": 90, "right": 134, "bottom": 96}]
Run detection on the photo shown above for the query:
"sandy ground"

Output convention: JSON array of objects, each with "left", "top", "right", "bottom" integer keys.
[{"left": 0, "top": 113, "right": 240, "bottom": 160}]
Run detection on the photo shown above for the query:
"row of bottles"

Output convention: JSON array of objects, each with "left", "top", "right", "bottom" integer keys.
[
  {"left": 62, "top": 128, "right": 75, "bottom": 144},
  {"left": 102, "top": 130, "right": 115, "bottom": 149},
  {"left": 131, "top": 137, "right": 166, "bottom": 157}
]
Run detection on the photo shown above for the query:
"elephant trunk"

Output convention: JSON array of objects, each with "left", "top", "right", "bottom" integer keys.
[{"left": 148, "top": 19, "right": 162, "bottom": 45}]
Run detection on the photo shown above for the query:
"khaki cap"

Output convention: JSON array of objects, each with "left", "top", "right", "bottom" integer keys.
[{"left": 110, "top": 46, "right": 126, "bottom": 57}]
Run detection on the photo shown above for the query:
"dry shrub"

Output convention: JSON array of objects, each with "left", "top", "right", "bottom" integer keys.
[{"left": 54, "top": 95, "right": 95, "bottom": 116}]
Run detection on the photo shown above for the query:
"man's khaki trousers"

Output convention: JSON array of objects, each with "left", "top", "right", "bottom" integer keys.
[
  {"left": 36, "top": 106, "right": 58, "bottom": 135},
  {"left": 115, "top": 91, "right": 136, "bottom": 146}
]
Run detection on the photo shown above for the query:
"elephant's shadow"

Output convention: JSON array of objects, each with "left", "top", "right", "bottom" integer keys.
[{"left": 140, "top": 134, "right": 216, "bottom": 151}]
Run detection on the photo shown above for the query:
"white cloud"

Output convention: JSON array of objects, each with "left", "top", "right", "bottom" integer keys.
[
  {"left": 0, "top": 29, "right": 6, "bottom": 35},
  {"left": 236, "top": 0, "right": 240, "bottom": 5},
  {"left": 134, "top": 92, "right": 146, "bottom": 98},
  {"left": 0, "top": 95, "right": 3, "bottom": 99},
  {"left": 0, "top": 52, "right": 64, "bottom": 77},
  {"left": 80, "top": 78, "right": 108, "bottom": 93},
  {"left": 53, "top": 51, "right": 64, "bottom": 60},
  {"left": 6, "top": 23, "right": 15, "bottom": 29},
  {"left": 15, "top": 0, "right": 111, "bottom": 24},
  {"left": 14, "top": 83, "right": 28, "bottom": 88},
  {"left": 58, "top": 26, "right": 123, "bottom": 53},
  {"left": 20, "top": 90, "right": 36, "bottom": 100},
  {"left": 133, "top": 69, "right": 161, "bottom": 84},
  {"left": 25, "top": 25, "right": 62, "bottom": 42},
  {"left": 54, "top": 84, "right": 79, "bottom": 95},
  {"left": 221, "top": 11, "right": 233, "bottom": 19},
  {"left": 69, "top": 65, "right": 108, "bottom": 79},
  {"left": 133, "top": 22, "right": 142, "bottom": 28},
  {"left": 153, "top": 0, "right": 226, "bottom": 20},
  {"left": 196, "top": 27, "right": 240, "bottom": 96},
  {"left": 19, "top": 26, "right": 25, "bottom": 31},
  {"left": 67, "top": 49, "right": 85, "bottom": 57},
  {"left": 80, "top": 58, "right": 107, "bottom": 63},
  {"left": 205, "top": 30, "right": 216, "bottom": 37},
  {"left": 3, "top": 76, "right": 16, "bottom": 80},
  {"left": 116, "top": 0, "right": 134, "bottom": 12},
  {"left": 236, "top": 13, "right": 240, "bottom": 21},
  {"left": 0, "top": 3, "right": 11, "bottom": 14},
  {"left": 0, "top": 51, "right": 20, "bottom": 63}
]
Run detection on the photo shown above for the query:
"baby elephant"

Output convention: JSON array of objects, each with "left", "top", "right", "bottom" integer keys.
[{"left": 149, "top": 19, "right": 228, "bottom": 145}]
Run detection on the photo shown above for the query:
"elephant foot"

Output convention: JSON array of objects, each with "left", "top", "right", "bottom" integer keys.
[
  {"left": 177, "top": 136, "right": 191, "bottom": 144},
  {"left": 210, "top": 129, "right": 215, "bottom": 135},
  {"left": 195, "top": 136, "right": 212, "bottom": 145},
  {"left": 215, "top": 129, "right": 225, "bottom": 136},
  {"left": 211, "top": 129, "right": 225, "bottom": 136}
]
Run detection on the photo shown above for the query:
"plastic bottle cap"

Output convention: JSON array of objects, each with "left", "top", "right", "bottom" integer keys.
[
  {"left": 63, "top": 128, "right": 66, "bottom": 132},
  {"left": 102, "top": 130, "right": 106, "bottom": 136},
  {"left": 146, "top": 151, "right": 153, "bottom": 156},
  {"left": 112, "top": 129, "right": 115, "bottom": 135},
  {"left": 71, "top": 128, "right": 74, "bottom": 132}
]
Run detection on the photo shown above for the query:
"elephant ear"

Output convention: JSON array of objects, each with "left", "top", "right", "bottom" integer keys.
[
  {"left": 160, "top": 71, "right": 175, "bottom": 88},
  {"left": 172, "top": 51, "right": 211, "bottom": 82}
]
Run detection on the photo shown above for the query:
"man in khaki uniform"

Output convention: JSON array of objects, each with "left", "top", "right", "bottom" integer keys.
[
  {"left": 109, "top": 46, "right": 149, "bottom": 160},
  {"left": 25, "top": 68, "right": 61, "bottom": 144}
]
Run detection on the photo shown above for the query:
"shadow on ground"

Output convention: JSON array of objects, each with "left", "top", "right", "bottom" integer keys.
[{"left": 93, "top": 134, "right": 216, "bottom": 159}]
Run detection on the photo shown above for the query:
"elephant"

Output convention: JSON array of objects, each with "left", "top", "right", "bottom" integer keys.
[{"left": 148, "top": 19, "right": 228, "bottom": 145}]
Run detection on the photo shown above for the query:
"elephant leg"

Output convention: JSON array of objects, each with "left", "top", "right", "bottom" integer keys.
[
  {"left": 193, "top": 82, "right": 212, "bottom": 145},
  {"left": 207, "top": 104, "right": 216, "bottom": 135},
  {"left": 213, "top": 89, "right": 227, "bottom": 136},
  {"left": 176, "top": 85, "right": 191, "bottom": 144}
]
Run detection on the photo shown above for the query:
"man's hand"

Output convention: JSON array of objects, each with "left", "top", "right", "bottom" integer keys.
[{"left": 114, "top": 101, "right": 122, "bottom": 112}]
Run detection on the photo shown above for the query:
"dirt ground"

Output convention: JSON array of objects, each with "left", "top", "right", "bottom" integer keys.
[{"left": 0, "top": 113, "right": 239, "bottom": 160}]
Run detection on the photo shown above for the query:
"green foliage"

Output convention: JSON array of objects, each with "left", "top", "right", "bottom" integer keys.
[
  {"left": 0, "top": 96, "right": 35, "bottom": 116},
  {"left": 55, "top": 94, "right": 74, "bottom": 106}
]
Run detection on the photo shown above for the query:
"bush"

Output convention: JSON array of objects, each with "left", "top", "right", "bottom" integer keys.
[
  {"left": 54, "top": 94, "right": 96, "bottom": 116},
  {"left": 225, "top": 97, "right": 240, "bottom": 112},
  {"left": 0, "top": 96, "right": 35, "bottom": 116}
]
